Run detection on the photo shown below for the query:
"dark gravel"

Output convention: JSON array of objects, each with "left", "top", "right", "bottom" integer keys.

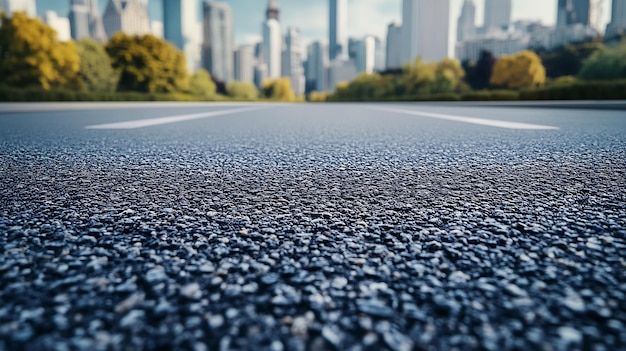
[{"left": 0, "top": 104, "right": 625, "bottom": 351}]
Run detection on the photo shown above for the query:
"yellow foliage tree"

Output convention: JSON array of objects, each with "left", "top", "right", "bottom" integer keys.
[
  {"left": 490, "top": 51, "right": 546, "bottom": 89},
  {"left": 105, "top": 33, "right": 188, "bottom": 93},
  {"left": 308, "top": 91, "right": 328, "bottom": 102},
  {"left": 0, "top": 12, "right": 80, "bottom": 90},
  {"left": 262, "top": 77, "right": 295, "bottom": 101}
]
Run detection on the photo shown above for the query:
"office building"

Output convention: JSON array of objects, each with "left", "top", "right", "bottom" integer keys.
[
  {"left": 606, "top": 0, "right": 626, "bottom": 37},
  {"left": 386, "top": 22, "right": 403, "bottom": 69},
  {"left": 329, "top": 0, "right": 348, "bottom": 60},
  {"left": 234, "top": 45, "right": 255, "bottom": 83},
  {"left": 284, "top": 27, "right": 305, "bottom": 95},
  {"left": 328, "top": 59, "right": 357, "bottom": 90},
  {"left": 306, "top": 41, "right": 328, "bottom": 92},
  {"left": 457, "top": 0, "right": 476, "bottom": 42},
  {"left": 262, "top": 0, "right": 281, "bottom": 78},
  {"left": 455, "top": 32, "right": 529, "bottom": 62},
  {"left": 354, "top": 36, "right": 376, "bottom": 74},
  {"left": 164, "top": 0, "right": 196, "bottom": 50},
  {"left": 1, "top": 0, "right": 36, "bottom": 17},
  {"left": 402, "top": 0, "right": 450, "bottom": 63},
  {"left": 73, "top": 0, "right": 107, "bottom": 41},
  {"left": 530, "top": 23, "right": 597, "bottom": 50},
  {"left": 102, "top": 0, "right": 150, "bottom": 37},
  {"left": 45, "top": 11, "right": 71, "bottom": 42},
  {"left": 483, "top": 0, "right": 512, "bottom": 30},
  {"left": 202, "top": 1, "right": 234, "bottom": 82},
  {"left": 557, "top": 0, "right": 591, "bottom": 27}
]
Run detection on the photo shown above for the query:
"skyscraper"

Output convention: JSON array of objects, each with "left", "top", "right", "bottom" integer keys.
[
  {"left": 87, "top": 0, "right": 107, "bottom": 41},
  {"left": 266, "top": 0, "right": 279, "bottom": 21},
  {"left": 306, "top": 41, "right": 328, "bottom": 92},
  {"left": 606, "top": 0, "right": 626, "bottom": 36},
  {"left": 329, "top": 0, "right": 348, "bottom": 60},
  {"left": 164, "top": 0, "right": 196, "bottom": 50},
  {"left": 402, "top": 0, "right": 450, "bottom": 63},
  {"left": 354, "top": 36, "right": 376, "bottom": 74},
  {"left": 457, "top": 0, "right": 476, "bottom": 42},
  {"left": 102, "top": 0, "right": 150, "bottom": 37},
  {"left": 202, "top": 1, "right": 234, "bottom": 83},
  {"left": 557, "top": 0, "right": 591, "bottom": 27},
  {"left": 483, "top": 0, "right": 512, "bottom": 30},
  {"left": 386, "top": 22, "right": 403, "bottom": 69},
  {"left": 262, "top": 0, "right": 281, "bottom": 79},
  {"left": 1, "top": 0, "right": 36, "bottom": 17},
  {"left": 284, "top": 27, "right": 305, "bottom": 95},
  {"left": 69, "top": 0, "right": 90, "bottom": 40},
  {"left": 234, "top": 44, "right": 255, "bottom": 83}
]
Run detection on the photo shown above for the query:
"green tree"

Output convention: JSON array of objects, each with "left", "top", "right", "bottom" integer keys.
[
  {"left": 578, "top": 44, "right": 626, "bottom": 81},
  {"left": 0, "top": 11, "right": 80, "bottom": 90},
  {"left": 538, "top": 41, "right": 604, "bottom": 78},
  {"left": 189, "top": 69, "right": 216, "bottom": 98},
  {"left": 491, "top": 51, "right": 546, "bottom": 89},
  {"left": 432, "top": 58, "right": 465, "bottom": 94},
  {"left": 226, "top": 81, "right": 258, "bottom": 100},
  {"left": 400, "top": 58, "right": 437, "bottom": 95},
  {"left": 262, "top": 77, "right": 295, "bottom": 101},
  {"left": 76, "top": 38, "right": 118, "bottom": 92},
  {"left": 105, "top": 33, "right": 188, "bottom": 93}
]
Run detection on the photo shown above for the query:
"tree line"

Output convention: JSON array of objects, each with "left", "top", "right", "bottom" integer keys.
[{"left": 0, "top": 12, "right": 297, "bottom": 101}]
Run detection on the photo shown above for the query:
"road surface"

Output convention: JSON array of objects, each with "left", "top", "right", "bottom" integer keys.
[{"left": 0, "top": 102, "right": 625, "bottom": 351}]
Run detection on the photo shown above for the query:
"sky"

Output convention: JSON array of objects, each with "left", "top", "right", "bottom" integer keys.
[{"left": 37, "top": 0, "right": 612, "bottom": 46}]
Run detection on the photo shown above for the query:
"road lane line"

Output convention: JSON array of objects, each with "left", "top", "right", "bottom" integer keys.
[
  {"left": 85, "top": 106, "right": 270, "bottom": 129},
  {"left": 368, "top": 106, "right": 559, "bottom": 130}
]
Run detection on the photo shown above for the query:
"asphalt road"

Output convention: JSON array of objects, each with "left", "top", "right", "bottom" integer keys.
[{"left": 0, "top": 102, "right": 625, "bottom": 351}]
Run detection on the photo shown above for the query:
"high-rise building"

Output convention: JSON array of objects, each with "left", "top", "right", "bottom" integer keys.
[
  {"left": 402, "top": 0, "right": 450, "bottom": 63},
  {"left": 354, "top": 36, "right": 376, "bottom": 74},
  {"left": 102, "top": 0, "right": 150, "bottom": 37},
  {"left": 606, "top": 0, "right": 626, "bottom": 36},
  {"left": 261, "top": 0, "right": 281, "bottom": 79},
  {"left": 163, "top": 0, "right": 195, "bottom": 50},
  {"left": 457, "top": 0, "right": 476, "bottom": 42},
  {"left": 202, "top": 1, "right": 234, "bottom": 83},
  {"left": 69, "top": 0, "right": 90, "bottom": 40},
  {"left": 386, "top": 22, "right": 403, "bottom": 69},
  {"left": 87, "top": 0, "right": 107, "bottom": 41},
  {"left": 374, "top": 37, "right": 385, "bottom": 71},
  {"left": 1, "top": 0, "right": 36, "bottom": 17},
  {"left": 484, "top": 0, "right": 512, "bottom": 30},
  {"left": 557, "top": 0, "right": 591, "bottom": 27},
  {"left": 306, "top": 41, "right": 328, "bottom": 92},
  {"left": 328, "top": 59, "right": 357, "bottom": 90},
  {"left": 234, "top": 45, "right": 255, "bottom": 83},
  {"left": 284, "top": 27, "right": 305, "bottom": 95},
  {"left": 45, "top": 11, "right": 71, "bottom": 42},
  {"left": 329, "top": 0, "right": 348, "bottom": 60}
]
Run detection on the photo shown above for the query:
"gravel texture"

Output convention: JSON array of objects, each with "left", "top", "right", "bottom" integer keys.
[{"left": 0, "top": 104, "right": 625, "bottom": 351}]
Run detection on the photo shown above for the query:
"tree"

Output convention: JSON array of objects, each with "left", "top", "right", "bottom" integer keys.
[
  {"left": 76, "top": 38, "right": 118, "bottom": 92},
  {"left": 400, "top": 58, "right": 437, "bottom": 95},
  {"left": 0, "top": 11, "right": 80, "bottom": 90},
  {"left": 226, "top": 81, "right": 258, "bottom": 100},
  {"left": 538, "top": 41, "right": 604, "bottom": 78},
  {"left": 189, "top": 69, "right": 216, "bottom": 98},
  {"left": 262, "top": 78, "right": 295, "bottom": 101},
  {"left": 463, "top": 50, "right": 496, "bottom": 90},
  {"left": 491, "top": 51, "right": 546, "bottom": 89},
  {"left": 578, "top": 44, "right": 626, "bottom": 81},
  {"left": 432, "top": 58, "right": 465, "bottom": 94},
  {"left": 105, "top": 33, "right": 188, "bottom": 93}
]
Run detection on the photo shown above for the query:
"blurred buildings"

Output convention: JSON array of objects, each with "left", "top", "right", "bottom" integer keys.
[
  {"left": 402, "top": 0, "right": 450, "bottom": 63},
  {"left": 329, "top": 0, "right": 348, "bottom": 60},
  {"left": 483, "top": 0, "right": 512, "bottom": 31},
  {"left": 45, "top": 11, "right": 71, "bottom": 42},
  {"left": 0, "top": 0, "right": 36, "bottom": 17},
  {"left": 385, "top": 22, "right": 403, "bottom": 69},
  {"left": 457, "top": 0, "right": 476, "bottom": 42},
  {"left": 69, "top": 0, "right": 106, "bottom": 41},
  {"left": 606, "top": 0, "right": 626, "bottom": 37},
  {"left": 202, "top": 1, "right": 234, "bottom": 82},
  {"left": 557, "top": 0, "right": 591, "bottom": 27},
  {"left": 102, "top": 0, "right": 150, "bottom": 38}
]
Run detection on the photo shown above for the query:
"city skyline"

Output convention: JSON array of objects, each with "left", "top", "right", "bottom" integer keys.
[{"left": 34, "top": 0, "right": 613, "bottom": 46}]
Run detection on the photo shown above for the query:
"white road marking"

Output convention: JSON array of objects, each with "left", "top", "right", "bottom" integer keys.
[
  {"left": 85, "top": 106, "right": 269, "bottom": 129},
  {"left": 369, "top": 106, "right": 559, "bottom": 130}
]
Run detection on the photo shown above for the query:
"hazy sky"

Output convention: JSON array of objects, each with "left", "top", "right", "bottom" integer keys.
[{"left": 37, "top": 0, "right": 612, "bottom": 46}]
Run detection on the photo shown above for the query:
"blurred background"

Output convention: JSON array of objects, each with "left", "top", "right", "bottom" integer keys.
[{"left": 0, "top": 0, "right": 624, "bottom": 102}]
